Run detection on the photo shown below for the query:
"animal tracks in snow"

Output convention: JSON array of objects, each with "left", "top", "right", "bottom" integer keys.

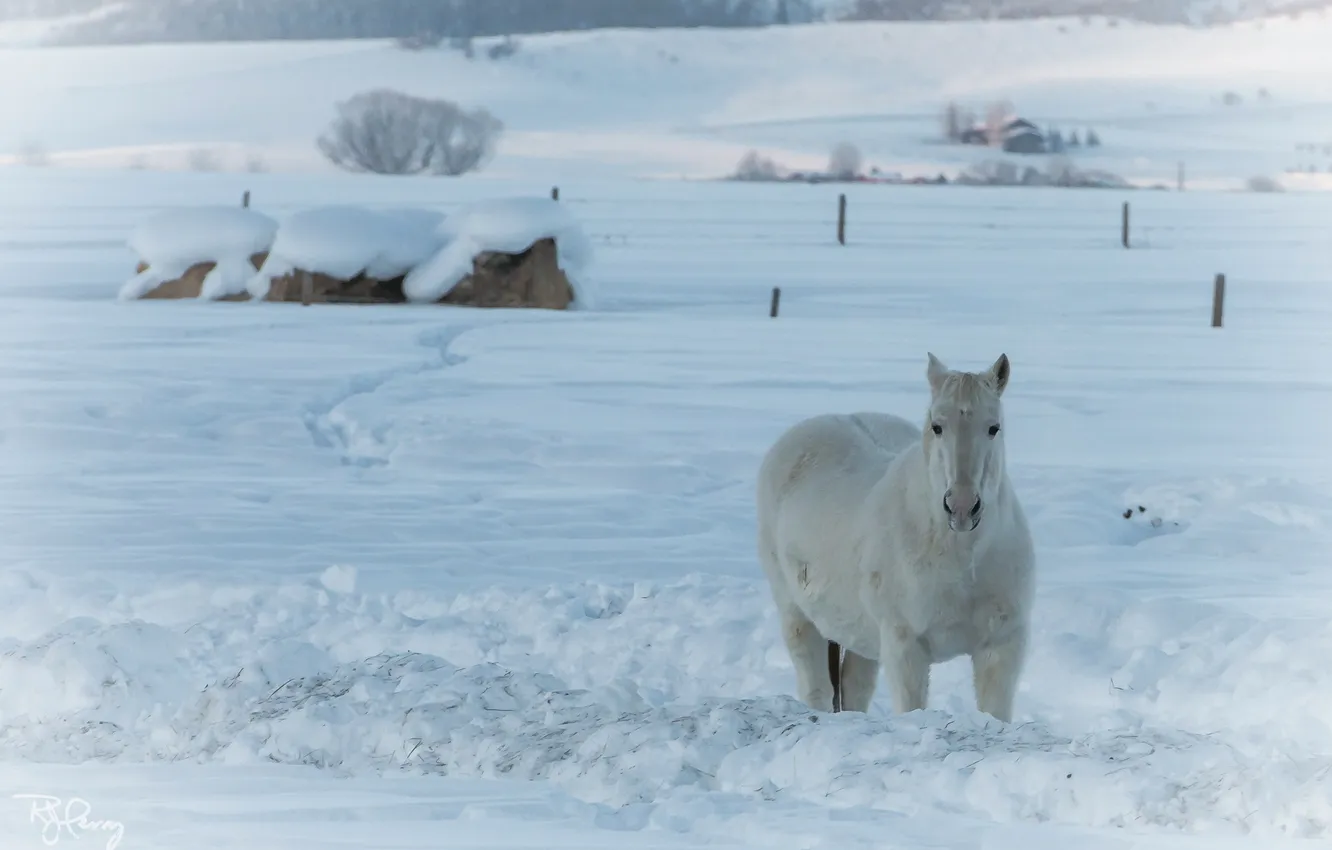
[{"left": 301, "top": 323, "right": 476, "bottom": 468}]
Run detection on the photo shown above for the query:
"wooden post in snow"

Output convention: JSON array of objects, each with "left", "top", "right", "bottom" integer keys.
[
  {"left": 1212, "top": 274, "right": 1225, "bottom": 328},
  {"left": 1121, "top": 201, "right": 1130, "bottom": 248},
  {"left": 770, "top": 286, "right": 781, "bottom": 318},
  {"left": 242, "top": 190, "right": 250, "bottom": 208},
  {"left": 551, "top": 186, "right": 560, "bottom": 201},
  {"left": 837, "top": 194, "right": 847, "bottom": 245},
  {"left": 1177, "top": 162, "right": 1185, "bottom": 192},
  {"left": 301, "top": 271, "right": 313, "bottom": 307}
]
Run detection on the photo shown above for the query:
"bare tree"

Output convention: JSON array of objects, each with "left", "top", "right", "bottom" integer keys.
[
  {"left": 984, "top": 99, "right": 1014, "bottom": 147},
  {"left": 943, "top": 101, "right": 963, "bottom": 142},
  {"left": 732, "top": 150, "right": 785, "bottom": 181},
  {"left": 828, "top": 141, "right": 863, "bottom": 180},
  {"left": 317, "top": 89, "right": 503, "bottom": 177},
  {"left": 427, "top": 103, "right": 504, "bottom": 176}
]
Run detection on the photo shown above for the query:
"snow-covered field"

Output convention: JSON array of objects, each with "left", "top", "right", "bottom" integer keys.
[
  {"left": 2, "top": 15, "right": 1332, "bottom": 187},
  {"left": 2, "top": 9, "right": 1332, "bottom": 848},
  {"left": 1, "top": 164, "right": 1331, "bottom": 848}
]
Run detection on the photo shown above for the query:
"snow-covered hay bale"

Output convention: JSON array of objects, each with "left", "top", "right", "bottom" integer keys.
[
  {"left": 119, "top": 207, "right": 278, "bottom": 301},
  {"left": 405, "top": 197, "right": 595, "bottom": 310},
  {"left": 247, "top": 206, "right": 445, "bottom": 303}
]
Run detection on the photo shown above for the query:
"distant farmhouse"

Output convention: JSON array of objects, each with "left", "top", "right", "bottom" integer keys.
[
  {"left": 1000, "top": 118, "right": 1046, "bottom": 154},
  {"left": 955, "top": 115, "right": 1100, "bottom": 155}
]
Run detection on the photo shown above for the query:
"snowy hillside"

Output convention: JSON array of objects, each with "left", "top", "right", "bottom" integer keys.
[
  {"left": 7, "top": 0, "right": 1332, "bottom": 44},
  {"left": 3, "top": 16, "right": 1331, "bottom": 188}
]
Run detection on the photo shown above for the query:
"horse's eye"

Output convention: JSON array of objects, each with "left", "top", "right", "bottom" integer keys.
[
  {"left": 988, "top": 425, "right": 1001, "bottom": 437},
  {"left": 931, "top": 423, "right": 943, "bottom": 436}
]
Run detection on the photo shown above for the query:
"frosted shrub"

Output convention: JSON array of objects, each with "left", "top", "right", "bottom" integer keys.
[
  {"left": 828, "top": 142, "right": 863, "bottom": 180},
  {"left": 1246, "top": 175, "right": 1283, "bottom": 193},
  {"left": 318, "top": 89, "right": 503, "bottom": 177},
  {"left": 732, "top": 150, "right": 785, "bottom": 181}
]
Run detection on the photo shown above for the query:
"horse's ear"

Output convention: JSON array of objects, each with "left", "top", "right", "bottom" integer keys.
[
  {"left": 927, "top": 352, "right": 949, "bottom": 394},
  {"left": 987, "top": 353, "right": 1011, "bottom": 395}
]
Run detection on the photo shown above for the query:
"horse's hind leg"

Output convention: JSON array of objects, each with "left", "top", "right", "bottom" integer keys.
[
  {"left": 777, "top": 605, "right": 834, "bottom": 712},
  {"left": 839, "top": 649, "right": 879, "bottom": 713}
]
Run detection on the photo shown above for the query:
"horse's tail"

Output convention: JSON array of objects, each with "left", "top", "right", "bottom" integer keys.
[{"left": 827, "top": 640, "right": 843, "bottom": 712}]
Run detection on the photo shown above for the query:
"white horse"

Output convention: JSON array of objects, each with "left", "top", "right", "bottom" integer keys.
[{"left": 756, "top": 353, "right": 1034, "bottom": 722}]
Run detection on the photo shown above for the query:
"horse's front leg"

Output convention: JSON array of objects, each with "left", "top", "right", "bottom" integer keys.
[
  {"left": 879, "top": 622, "right": 929, "bottom": 714},
  {"left": 971, "top": 623, "right": 1027, "bottom": 723}
]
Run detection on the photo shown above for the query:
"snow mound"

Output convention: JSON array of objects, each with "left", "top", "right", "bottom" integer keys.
[
  {"left": 246, "top": 206, "right": 445, "bottom": 300},
  {"left": 404, "top": 197, "right": 597, "bottom": 308},
  {"left": 4, "top": 572, "right": 1332, "bottom": 838},
  {"left": 118, "top": 206, "right": 278, "bottom": 301}
]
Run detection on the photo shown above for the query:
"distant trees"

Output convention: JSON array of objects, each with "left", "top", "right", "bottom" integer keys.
[
  {"left": 317, "top": 89, "right": 503, "bottom": 177},
  {"left": 942, "top": 102, "right": 967, "bottom": 142},
  {"left": 49, "top": 0, "right": 818, "bottom": 46}
]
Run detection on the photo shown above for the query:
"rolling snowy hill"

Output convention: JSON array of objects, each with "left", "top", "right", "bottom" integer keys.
[
  {"left": 2, "top": 15, "right": 1331, "bottom": 188},
  {"left": 6, "top": 0, "right": 1332, "bottom": 45}
]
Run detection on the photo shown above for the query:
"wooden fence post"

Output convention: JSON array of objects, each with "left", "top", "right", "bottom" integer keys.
[
  {"left": 242, "top": 190, "right": 250, "bottom": 208},
  {"left": 1212, "top": 274, "right": 1225, "bottom": 327},
  {"left": 551, "top": 186, "right": 560, "bottom": 201},
  {"left": 1177, "top": 162, "right": 1185, "bottom": 192},
  {"left": 301, "top": 271, "right": 313, "bottom": 307},
  {"left": 837, "top": 194, "right": 847, "bottom": 245},
  {"left": 1121, "top": 201, "right": 1130, "bottom": 248},
  {"left": 769, "top": 286, "right": 781, "bottom": 318}
]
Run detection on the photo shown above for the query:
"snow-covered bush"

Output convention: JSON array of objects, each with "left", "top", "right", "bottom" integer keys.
[
  {"left": 1246, "top": 175, "right": 1284, "bottom": 193},
  {"left": 828, "top": 142, "right": 863, "bottom": 180},
  {"left": 187, "top": 147, "right": 221, "bottom": 172},
  {"left": 956, "top": 158, "right": 1130, "bottom": 189},
  {"left": 487, "top": 35, "right": 520, "bottom": 60},
  {"left": 317, "top": 89, "right": 503, "bottom": 177},
  {"left": 396, "top": 31, "right": 444, "bottom": 50},
  {"left": 731, "top": 150, "right": 785, "bottom": 181}
]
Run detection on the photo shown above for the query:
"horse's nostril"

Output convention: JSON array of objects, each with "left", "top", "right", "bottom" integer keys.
[
  {"left": 942, "top": 492, "right": 954, "bottom": 515},
  {"left": 970, "top": 498, "right": 982, "bottom": 517}
]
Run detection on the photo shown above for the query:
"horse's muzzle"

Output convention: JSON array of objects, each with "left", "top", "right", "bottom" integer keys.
[{"left": 943, "top": 490, "right": 982, "bottom": 532}]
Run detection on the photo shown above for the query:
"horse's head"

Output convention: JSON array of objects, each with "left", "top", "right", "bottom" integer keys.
[{"left": 923, "top": 352, "right": 1010, "bottom": 533}]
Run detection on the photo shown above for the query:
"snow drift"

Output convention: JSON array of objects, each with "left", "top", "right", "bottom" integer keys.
[
  {"left": 118, "top": 206, "right": 278, "bottom": 301},
  {"left": 245, "top": 205, "right": 444, "bottom": 300},
  {"left": 405, "top": 197, "right": 596, "bottom": 308},
  {"left": 235, "top": 198, "right": 595, "bottom": 306}
]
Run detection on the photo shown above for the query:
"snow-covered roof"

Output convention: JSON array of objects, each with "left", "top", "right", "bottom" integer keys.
[
  {"left": 246, "top": 206, "right": 444, "bottom": 300},
  {"left": 403, "top": 197, "right": 596, "bottom": 308},
  {"left": 119, "top": 206, "right": 278, "bottom": 301}
]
